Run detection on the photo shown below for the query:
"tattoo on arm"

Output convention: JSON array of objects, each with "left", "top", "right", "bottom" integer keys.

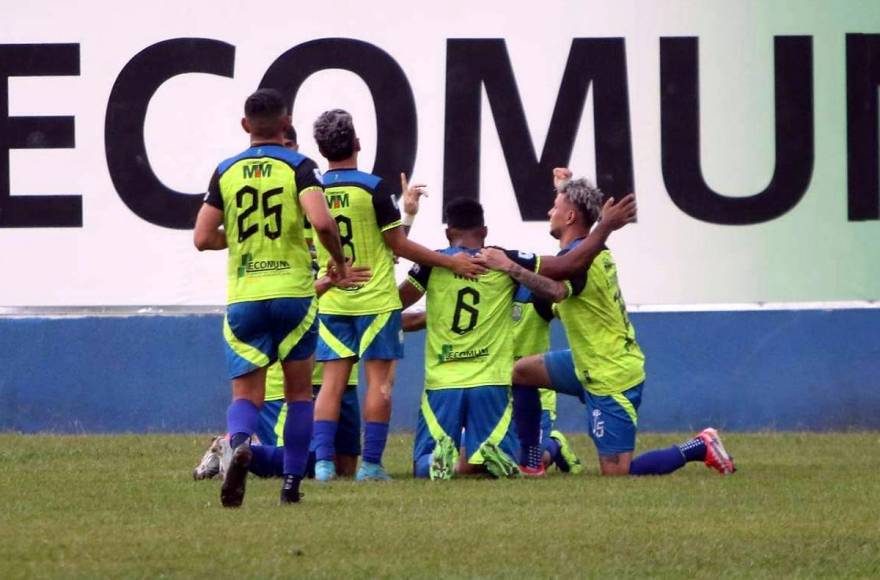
[{"left": 506, "top": 263, "right": 569, "bottom": 302}]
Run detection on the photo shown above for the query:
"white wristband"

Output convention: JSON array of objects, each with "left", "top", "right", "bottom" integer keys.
[{"left": 402, "top": 213, "right": 416, "bottom": 227}]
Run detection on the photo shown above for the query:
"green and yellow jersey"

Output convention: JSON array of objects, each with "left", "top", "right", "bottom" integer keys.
[
  {"left": 312, "top": 169, "right": 402, "bottom": 315},
  {"left": 512, "top": 286, "right": 558, "bottom": 416},
  {"left": 264, "top": 361, "right": 359, "bottom": 401},
  {"left": 407, "top": 247, "right": 539, "bottom": 389},
  {"left": 205, "top": 144, "right": 322, "bottom": 305},
  {"left": 555, "top": 239, "right": 645, "bottom": 396}
]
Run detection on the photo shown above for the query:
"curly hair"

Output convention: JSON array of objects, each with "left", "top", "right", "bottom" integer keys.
[
  {"left": 560, "top": 178, "right": 604, "bottom": 224},
  {"left": 313, "top": 109, "right": 356, "bottom": 161}
]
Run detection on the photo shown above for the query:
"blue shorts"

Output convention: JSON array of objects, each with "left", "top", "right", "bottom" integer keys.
[
  {"left": 224, "top": 298, "right": 318, "bottom": 379},
  {"left": 257, "top": 388, "right": 361, "bottom": 455},
  {"left": 544, "top": 349, "right": 643, "bottom": 455},
  {"left": 316, "top": 311, "right": 403, "bottom": 362},
  {"left": 310, "top": 385, "right": 362, "bottom": 456},
  {"left": 413, "top": 386, "right": 519, "bottom": 465}
]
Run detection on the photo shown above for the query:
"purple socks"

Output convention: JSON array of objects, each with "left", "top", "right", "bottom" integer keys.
[
  {"left": 362, "top": 421, "right": 390, "bottom": 465},
  {"left": 226, "top": 399, "right": 259, "bottom": 449},
  {"left": 513, "top": 385, "right": 543, "bottom": 468},
  {"left": 283, "top": 401, "right": 314, "bottom": 477},
  {"left": 313, "top": 420, "right": 338, "bottom": 462}
]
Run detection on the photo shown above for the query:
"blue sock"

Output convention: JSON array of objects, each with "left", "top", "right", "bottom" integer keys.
[
  {"left": 283, "top": 401, "right": 314, "bottom": 477},
  {"left": 414, "top": 454, "right": 432, "bottom": 478},
  {"left": 249, "top": 445, "right": 284, "bottom": 478},
  {"left": 362, "top": 421, "right": 390, "bottom": 465},
  {"left": 629, "top": 446, "right": 686, "bottom": 476},
  {"left": 678, "top": 437, "right": 707, "bottom": 462},
  {"left": 544, "top": 436, "right": 561, "bottom": 467},
  {"left": 513, "top": 385, "right": 543, "bottom": 468},
  {"left": 313, "top": 420, "right": 338, "bottom": 462},
  {"left": 226, "top": 399, "right": 259, "bottom": 449}
]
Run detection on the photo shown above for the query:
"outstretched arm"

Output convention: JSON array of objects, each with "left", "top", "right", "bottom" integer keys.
[
  {"left": 538, "top": 194, "right": 637, "bottom": 280},
  {"left": 477, "top": 248, "right": 569, "bottom": 303},
  {"left": 383, "top": 227, "right": 486, "bottom": 279}
]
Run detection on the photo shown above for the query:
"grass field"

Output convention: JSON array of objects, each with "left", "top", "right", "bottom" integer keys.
[{"left": 1, "top": 433, "right": 878, "bottom": 579}]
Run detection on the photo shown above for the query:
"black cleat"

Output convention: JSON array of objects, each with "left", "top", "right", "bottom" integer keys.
[
  {"left": 280, "top": 474, "right": 304, "bottom": 505},
  {"left": 220, "top": 444, "right": 252, "bottom": 508}
]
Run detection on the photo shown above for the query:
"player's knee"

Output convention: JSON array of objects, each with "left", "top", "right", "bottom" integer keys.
[{"left": 598, "top": 454, "right": 632, "bottom": 476}]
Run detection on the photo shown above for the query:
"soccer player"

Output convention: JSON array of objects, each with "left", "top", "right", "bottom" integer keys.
[
  {"left": 309, "top": 109, "right": 485, "bottom": 481},
  {"left": 400, "top": 199, "right": 549, "bottom": 479},
  {"left": 193, "top": 88, "right": 348, "bottom": 506},
  {"left": 478, "top": 174, "right": 736, "bottom": 477},
  {"left": 511, "top": 287, "right": 583, "bottom": 473}
]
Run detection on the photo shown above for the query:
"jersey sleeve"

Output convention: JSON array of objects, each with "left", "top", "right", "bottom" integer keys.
[
  {"left": 372, "top": 179, "right": 402, "bottom": 232},
  {"left": 303, "top": 216, "right": 313, "bottom": 239},
  {"left": 556, "top": 246, "right": 588, "bottom": 297},
  {"left": 406, "top": 262, "right": 432, "bottom": 293},
  {"left": 504, "top": 249, "right": 540, "bottom": 272},
  {"left": 532, "top": 296, "right": 555, "bottom": 322},
  {"left": 294, "top": 157, "right": 324, "bottom": 197},
  {"left": 203, "top": 168, "right": 222, "bottom": 209}
]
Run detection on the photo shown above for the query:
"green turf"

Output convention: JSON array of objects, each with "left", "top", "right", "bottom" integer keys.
[{"left": 1, "top": 433, "right": 878, "bottom": 579}]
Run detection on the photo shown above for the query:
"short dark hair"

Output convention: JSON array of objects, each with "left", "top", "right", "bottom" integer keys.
[
  {"left": 283, "top": 125, "right": 297, "bottom": 144},
  {"left": 244, "top": 88, "right": 287, "bottom": 120},
  {"left": 313, "top": 109, "right": 356, "bottom": 161},
  {"left": 444, "top": 198, "right": 485, "bottom": 230}
]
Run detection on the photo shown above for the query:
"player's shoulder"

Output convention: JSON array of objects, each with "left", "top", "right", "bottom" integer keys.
[
  {"left": 216, "top": 144, "right": 313, "bottom": 177},
  {"left": 322, "top": 168, "right": 382, "bottom": 191}
]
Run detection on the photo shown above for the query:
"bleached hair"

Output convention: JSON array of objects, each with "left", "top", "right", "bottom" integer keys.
[{"left": 559, "top": 178, "right": 604, "bottom": 224}]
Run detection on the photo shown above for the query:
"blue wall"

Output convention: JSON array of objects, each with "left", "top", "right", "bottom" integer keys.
[{"left": 1, "top": 309, "right": 878, "bottom": 433}]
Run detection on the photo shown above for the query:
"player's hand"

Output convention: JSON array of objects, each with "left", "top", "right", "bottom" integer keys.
[
  {"left": 400, "top": 172, "right": 428, "bottom": 216},
  {"left": 327, "top": 258, "right": 351, "bottom": 286},
  {"left": 475, "top": 248, "right": 514, "bottom": 273},
  {"left": 553, "top": 167, "right": 573, "bottom": 191},
  {"left": 448, "top": 252, "right": 487, "bottom": 279},
  {"left": 333, "top": 265, "right": 371, "bottom": 288},
  {"left": 599, "top": 194, "right": 637, "bottom": 231}
]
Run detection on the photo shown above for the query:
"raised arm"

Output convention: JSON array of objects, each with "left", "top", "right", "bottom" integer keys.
[{"left": 538, "top": 194, "right": 636, "bottom": 280}]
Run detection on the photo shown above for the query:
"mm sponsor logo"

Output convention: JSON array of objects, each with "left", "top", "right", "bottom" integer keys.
[
  {"left": 237, "top": 253, "right": 291, "bottom": 277},
  {"left": 243, "top": 162, "right": 272, "bottom": 179},
  {"left": 327, "top": 192, "right": 349, "bottom": 209},
  {"left": 437, "top": 343, "right": 489, "bottom": 364}
]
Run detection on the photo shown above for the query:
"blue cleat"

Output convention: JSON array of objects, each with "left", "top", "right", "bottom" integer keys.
[
  {"left": 314, "top": 459, "right": 337, "bottom": 482},
  {"left": 356, "top": 461, "right": 392, "bottom": 481}
]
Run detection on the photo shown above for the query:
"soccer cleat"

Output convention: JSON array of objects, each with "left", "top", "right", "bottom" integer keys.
[
  {"left": 314, "top": 459, "right": 337, "bottom": 482},
  {"left": 698, "top": 428, "right": 736, "bottom": 475},
  {"left": 356, "top": 461, "right": 392, "bottom": 481},
  {"left": 429, "top": 436, "right": 459, "bottom": 481},
  {"left": 192, "top": 435, "right": 224, "bottom": 480},
  {"left": 220, "top": 444, "right": 253, "bottom": 508},
  {"left": 550, "top": 430, "right": 584, "bottom": 474},
  {"left": 280, "top": 475, "right": 304, "bottom": 505},
  {"left": 479, "top": 443, "right": 521, "bottom": 479},
  {"left": 519, "top": 464, "right": 546, "bottom": 477}
]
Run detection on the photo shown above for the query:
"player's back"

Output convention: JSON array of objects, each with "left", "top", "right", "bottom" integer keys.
[
  {"left": 314, "top": 169, "right": 401, "bottom": 315},
  {"left": 556, "top": 243, "right": 645, "bottom": 395},
  {"left": 409, "top": 247, "right": 532, "bottom": 389},
  {"left": 210, "top": 144, "right": 318, "bottom": 304}
]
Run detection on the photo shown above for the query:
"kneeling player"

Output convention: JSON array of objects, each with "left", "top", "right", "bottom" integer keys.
[
  {"left": 400, "top": 199, "right": 565, "bottom": 479},
  {"left": 479, "top": 174, "right": 735, "bottom": 477}
]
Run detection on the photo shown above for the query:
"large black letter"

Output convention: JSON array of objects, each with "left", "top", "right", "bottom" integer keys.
[
  {"left": 660, "top": 37, "right": 813, "bottom": 225},
  {"left": 105, "top": 39, "right": 235, "bottom": 229},
  {"left": 443, "top": 39, "right": 633, "bottom": 221},
  {"left": 260, "top": 39, "right": 417, "bottom": 188},
  {"left": 847, "top": 34, "right": 880, "bottom": 221},
  {"left": 0, "top": 44, "right": 80, "bottom": 227}
]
